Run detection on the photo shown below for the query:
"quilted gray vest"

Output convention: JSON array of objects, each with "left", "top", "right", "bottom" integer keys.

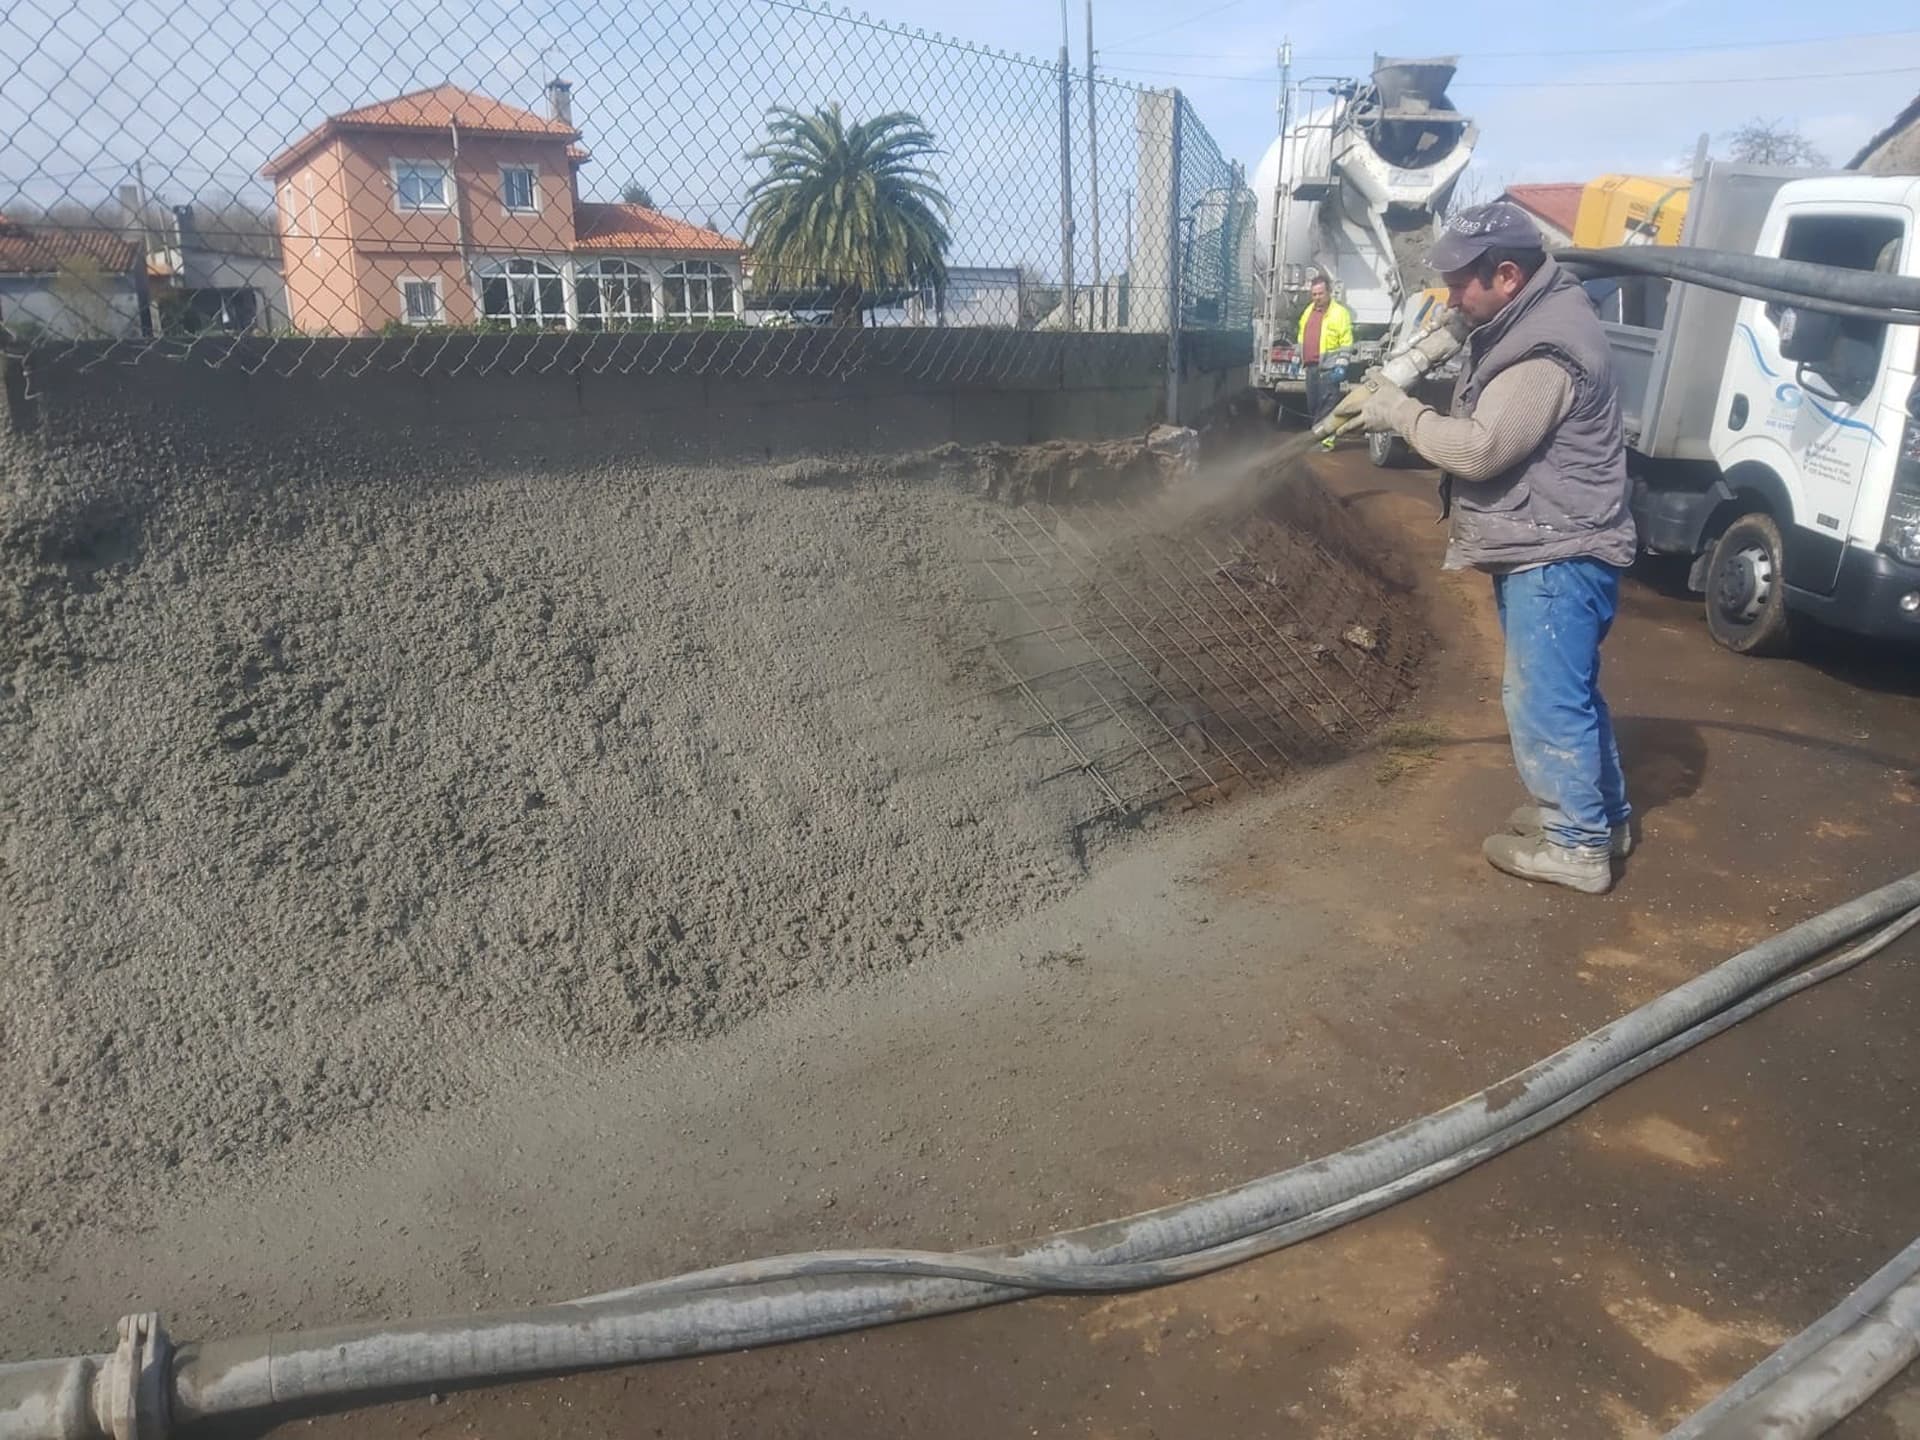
[{"left": 1447, "top": 257, "right": 1637, "bottom": 569}]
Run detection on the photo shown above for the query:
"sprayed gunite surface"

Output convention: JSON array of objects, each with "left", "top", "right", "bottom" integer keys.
[{"left": 0, "top": 429, "right": 1417, "bottom": 1257}]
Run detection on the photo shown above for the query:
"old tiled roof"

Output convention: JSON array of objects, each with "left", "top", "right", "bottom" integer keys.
[
  {"left": 1501, "top": 183, "right": 1584, "bottom": 238},
  {"left": 0, "top": 213, "right": 142, "bottom": 276},
  {"left": 1849, "top": 91, "right": 1920, "bottom": 169},
  {"left": 573, "top": 203, "right": 741, "bottom": 254},
  {"left": 264, "top": 83, "right": 579, "bottom": 175}
]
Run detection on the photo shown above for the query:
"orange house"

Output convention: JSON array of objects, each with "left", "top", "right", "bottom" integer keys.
[{"left": 263, "top": 82, "right": 744, "bottom": 335}]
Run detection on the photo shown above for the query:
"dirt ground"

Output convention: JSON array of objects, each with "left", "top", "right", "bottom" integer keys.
[{"left": 11, "top": 441, "right": 1920, "bottom": 1437}]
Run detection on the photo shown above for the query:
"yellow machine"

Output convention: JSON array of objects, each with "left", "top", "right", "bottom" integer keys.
[{"left": 1572, "top": 174, "right": 1690, "bottom": 248}]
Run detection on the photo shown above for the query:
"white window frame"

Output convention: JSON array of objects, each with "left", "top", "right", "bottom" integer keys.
[
  {"left": 575, "top": 258, "right": 654, "bottom": 328},
  {"left": 475, "top": 256, "right": 570, "bottom": 329},
  {"left": 398, "top": 275, "right": 444, "bottom": 326},
  {"left": 499, "top": 164, "right": 540, "bottom": 216},
  {"left": 391, "top": 158, "right": 452, "bottom": 213},
  {"left": 661, "top": 260, "right": 737, "bottom": 324}
]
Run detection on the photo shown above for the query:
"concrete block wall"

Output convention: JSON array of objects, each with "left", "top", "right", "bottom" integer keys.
[{"left": 2, "top": 329, "right": 1251, "bottom": 470}]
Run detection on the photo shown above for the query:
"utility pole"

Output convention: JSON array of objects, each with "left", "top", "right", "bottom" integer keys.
[
  {"left": 132, "top": 157, "right": 151, "bottom": 246},
  {"left": 1264, "top": 40, "right": 1293, "bottom": 364},
  {"left": 1085, "top": 0, "right": 1101, "bottom": 329},
  {"left": 1057, "top": 0, "right": 1075, "bottom": 330},
  {"left": 1165, "top": 94, "right": 1185, "bottom": 424}
]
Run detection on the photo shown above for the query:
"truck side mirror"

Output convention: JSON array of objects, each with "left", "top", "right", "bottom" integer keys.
[{"left": 1777, "top": 306, "right": 1841, "bottom": 364}]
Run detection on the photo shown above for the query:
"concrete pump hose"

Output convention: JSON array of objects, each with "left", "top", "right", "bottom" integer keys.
[
  {"left": 580, "top": 903, "right": 1920, "bottom": 1309},
  {"left": 1668, "top": 1236, "right": 1920, "bottom": 1440},
  {"left": 5, "top": 872, "right": 1920, "bottom": 1440},
  {"left": 1556, "top": 245, "right": 1920, "bottom": 324}
]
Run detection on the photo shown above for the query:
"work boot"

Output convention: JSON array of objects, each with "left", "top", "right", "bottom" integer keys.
[
  {"left": 1483, "top": 832, "right": 1614, "bottom": 895},
  {"left": 1506, "top": 804, "right": 1634, "bottom": 859}
]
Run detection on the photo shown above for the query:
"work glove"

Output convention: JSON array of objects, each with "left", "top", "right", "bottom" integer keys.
[
  {"left": 1357, "top": 375, "right": 1412, "bottom": 433},
  {"left": 1324, "top": 380, "right": 1368, "bottom": 428}
]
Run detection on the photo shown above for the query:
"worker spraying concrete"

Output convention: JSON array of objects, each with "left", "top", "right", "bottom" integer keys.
[
  {"left": 1321, "top": 200, "right": 1638, "bottom": 895},
  {"left": 1312, "top": 178, "right": 1920, "bottom": 887}
]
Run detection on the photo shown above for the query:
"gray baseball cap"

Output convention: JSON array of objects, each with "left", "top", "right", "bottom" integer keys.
[{"left": 1428, "top": 201, "right": 1546, "bottom": 274}]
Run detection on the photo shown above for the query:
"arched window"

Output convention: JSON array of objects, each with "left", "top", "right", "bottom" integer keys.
[
  {"left": 577, "top": 259, "right": 652, "bottom": 329},
  {"left": 477, "top": 257, "right": 567, "bottom": 328},
  {"left": 662, "top": 261, "right": 734, "bottom": 323}
]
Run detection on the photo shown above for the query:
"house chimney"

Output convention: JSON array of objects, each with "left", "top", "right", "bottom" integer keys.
[{"left": 546, "top": 78, "right": 573, "bottom": 126}]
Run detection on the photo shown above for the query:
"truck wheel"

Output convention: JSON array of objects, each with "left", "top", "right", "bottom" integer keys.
[
  {"left": 1366, "top": 431, "right": 1405, "bottom": 468},
  {"left": 1704, "top": 514, "right": 1794, "bottom": 656}
]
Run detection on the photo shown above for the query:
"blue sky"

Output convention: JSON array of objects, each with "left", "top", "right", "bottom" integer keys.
[
  {"left": 893, "top": 0, "right": 1920, "bottom": 183},
  {"left": 929, "top": 2, "right": 1920, "bottom": 275},
  {"left": 3, "top": 0, "right": 1917, "bottom": 278}
]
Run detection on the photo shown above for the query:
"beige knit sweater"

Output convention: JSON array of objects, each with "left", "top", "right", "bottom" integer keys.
[{"left": 1386, "top": 357, "right": 1575, "bottom": 572}]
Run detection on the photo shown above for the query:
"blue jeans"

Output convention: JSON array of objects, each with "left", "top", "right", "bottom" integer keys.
[
  {"left": 1304, "top": 364, "right": 1345, "bottom": 424},
  {"left": 1492, "top": 559, "right": 1631, "bottom": 851}
]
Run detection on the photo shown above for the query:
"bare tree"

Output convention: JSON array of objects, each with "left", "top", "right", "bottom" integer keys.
[
  {"left": 1439, "top": 163, "right": 1495, "bottom": 219},
  {"left": 50, "top": 256, "right": 121, "bottom": 337},
  {"left": 1724, "top": 118, "right": 1828, "bottom": 168},
  {"left": 4, "top": 189, "right": 279, "bottom": 258},
  {"left": 1012, "top": 260, "right": 1059, "bottom": 329},
  {"left": 183, "top": 193, "right": 281, "bottom": 258}
]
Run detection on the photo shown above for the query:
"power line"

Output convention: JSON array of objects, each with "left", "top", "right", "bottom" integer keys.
[
  {"left": 1095, "top": 61, "right": 1920, "bottom": 89},
  {"left": 1100, "top": 0, "right": 1248, "bottom": 54},
  {"left": 1099, "top": 25, "right": 1920, "bottom": 61},
  {"left": 1467, "top": 64, "right": 1920, "bottom": 88}
]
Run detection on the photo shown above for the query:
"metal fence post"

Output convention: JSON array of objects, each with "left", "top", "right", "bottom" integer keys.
[
  {"left": 1085, "top": 0, "right": 1101, "bottom": 330},
  {"left": 1057, "top": 1, "right": 1076, "bottom": 330},
  {"left": 1216, "top": 160, "right": 1243, "bottom": 327},
  {"left": 1165, "top": 91, "right": 1185, "bottom": 425}
]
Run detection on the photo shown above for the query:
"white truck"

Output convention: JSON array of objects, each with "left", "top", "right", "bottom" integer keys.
[
  {"left": 1601, "top": 162, "right": 1920, "bottom": 652},
  {"left": 1251, "top": 54, "right": 1475, "bottom": 461}
]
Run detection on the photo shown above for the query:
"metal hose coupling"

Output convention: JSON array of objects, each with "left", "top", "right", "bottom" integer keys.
[
  {"left": 0, "top": 1314, "right": 170, "bottom": 1440},
  {"left": 1312, "top": 309, "right": 1468, "bottom": 439},
  {"left": 100, "top": 1315, "right": 170, "bottom": 1440}
]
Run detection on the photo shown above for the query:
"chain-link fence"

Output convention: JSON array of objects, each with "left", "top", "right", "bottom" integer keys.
[{"left": 0, "top": 0, "right": 1256, "bottom": 379}]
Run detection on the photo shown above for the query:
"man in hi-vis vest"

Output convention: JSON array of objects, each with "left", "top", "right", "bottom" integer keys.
[{"left": 1297, "top": 273, "right": 1353, "bottom": 449}]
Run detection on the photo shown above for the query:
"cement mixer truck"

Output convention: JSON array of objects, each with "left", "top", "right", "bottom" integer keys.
[{"left": 1252, "top": 54, "right": 1477, "bottom": 463}]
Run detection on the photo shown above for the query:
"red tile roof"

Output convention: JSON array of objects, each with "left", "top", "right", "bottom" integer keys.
[
  {"left": 573, "top": 203, "right": 741, "bottom": 255},
  {"left": 0, "top": 213, "right": 142, "bottom": 276},
  {"left": 1501, "top": 183, "right": 1584, "bottom": 239},
  {"left": 264, "top": 84, "right": 580, "bottom": 175}
]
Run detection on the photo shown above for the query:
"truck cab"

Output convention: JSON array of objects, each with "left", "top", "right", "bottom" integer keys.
[{"left": 1615, "top": 168, "right": 1920, "bottom": 653}]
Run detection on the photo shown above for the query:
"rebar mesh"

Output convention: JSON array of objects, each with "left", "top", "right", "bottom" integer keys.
[
  {"left": 977, "top": 494, "right": 1424, "bottom": 820},
  {"left": 0, "top": 0, "right": 1256, "bottom": 378}
]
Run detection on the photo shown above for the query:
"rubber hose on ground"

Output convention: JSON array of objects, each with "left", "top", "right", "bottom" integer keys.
[
  {"left": 575, "top": 904, "right": 1920, "bottom": 1306},
  {"left": 1666, "top": 1235, "right": 1920, "bottom": 1439},
  {"left": 164, "top": 875, "right": 1920, "bottom": 1427},
  {"left": 5, "top": 876, "right": 1920, "bottom": 1440}
]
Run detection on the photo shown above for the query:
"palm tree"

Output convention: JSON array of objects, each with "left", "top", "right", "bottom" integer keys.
[{"left": 744, "top": 104, "right": 952, "bottom": 327}]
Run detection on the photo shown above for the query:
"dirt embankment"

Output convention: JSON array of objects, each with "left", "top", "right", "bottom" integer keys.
[{"left": 1, "top": 422, "right": 1422, "bottom": 1255}]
